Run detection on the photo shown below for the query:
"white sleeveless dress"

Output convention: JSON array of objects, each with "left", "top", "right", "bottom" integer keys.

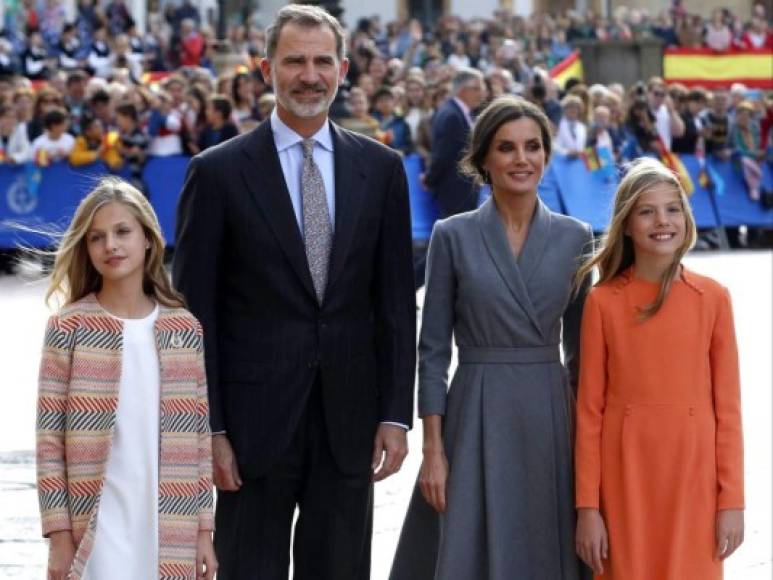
[{"left": 83, "top": 305, "right": 160, "bottom": 579}]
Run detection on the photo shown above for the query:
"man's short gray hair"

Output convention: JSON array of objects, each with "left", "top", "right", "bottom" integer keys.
[
  {"left": 451, "top": 68, "right": 484, "bottom": 95},
  {"left": 265, "top": 5, "right": 346, "bottom": 62}
]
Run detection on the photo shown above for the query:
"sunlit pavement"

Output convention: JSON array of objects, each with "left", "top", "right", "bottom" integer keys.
[{"left": 1, "top": 251, "right": 770, "bottom": 578}]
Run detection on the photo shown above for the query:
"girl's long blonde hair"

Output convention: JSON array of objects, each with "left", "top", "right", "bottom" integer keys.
[
  {"left": 575, "top": 157, "right": 697, "bottom": 319},
  {"left": 46, "top": 177, "right": 185, "bottom": 309}
]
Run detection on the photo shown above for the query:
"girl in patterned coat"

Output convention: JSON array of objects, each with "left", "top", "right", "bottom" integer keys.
[{"left": 36, "top": 177, "right": 217, "bottom": 579}]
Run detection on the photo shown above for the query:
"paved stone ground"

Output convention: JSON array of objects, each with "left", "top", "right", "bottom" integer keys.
[{"left": 1, "top": 251, "right": 770, "bottom": 578}]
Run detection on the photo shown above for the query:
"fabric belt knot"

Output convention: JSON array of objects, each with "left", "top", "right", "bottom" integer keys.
[
  {"left": 301, "top": 138, "right": 332, "bottom": 304},
  {"left": 458, "top": 345, "right": 561, "bottom": 364}
]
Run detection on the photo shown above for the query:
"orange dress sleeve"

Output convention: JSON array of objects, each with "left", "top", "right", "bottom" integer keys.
[
  {"left": 710, "top": 287, "right": 744, "bottom": 510},
  {"left": 575, "top": 289, "right": 607, "bottom": 509}
]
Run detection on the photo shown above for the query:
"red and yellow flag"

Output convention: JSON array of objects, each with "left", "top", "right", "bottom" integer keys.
[
  {"left": 550, "top": 50, "right": 584, "bottom": 89},
  {"left": 663, "top": 47, "right": 773, "bottom": 89}
]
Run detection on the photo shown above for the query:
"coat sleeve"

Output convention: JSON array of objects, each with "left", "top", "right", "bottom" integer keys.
[
  {"left": 36, "top": 314, "right": 75, "bottom": 537},
  {"left": 711, "top": 287, "right": 744, "bottom": 510},
  {"left": 574, "top": 289, "right": 608, "bottom": 509},
  {"left": 373, "top": 154, "right": 417, "bottom": 427},
  {"left": 417, "top": 220, "right": 455, "bottom": 417},
  {"left": 173, "top": 155, "right": 226, "bottom": 432},
  {"left": 194, "top": 321, "right": 215, "bottom": 531},
  {"left": 562, "top": 224, "right": 594, "bottom": 394}
]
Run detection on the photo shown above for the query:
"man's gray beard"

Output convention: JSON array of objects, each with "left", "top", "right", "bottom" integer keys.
[{"left": 280, "top": 91, "right": 336, "bottom": 119}]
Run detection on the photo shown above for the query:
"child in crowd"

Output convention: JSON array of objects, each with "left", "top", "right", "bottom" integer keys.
[
  {"left": 147, "top": 90, "right": 183, "bottom": 156},
  {"left": 700, "top": 90, "right": 732, "bottom": 160},
  {"left": 69, "top": 114, "right": 122, "bottom": 169},
  {"left": 35, "top": 177, "right": 216, "bottom": 579},
  {"left": 30, "top": 108, "right": 75, "bottom": 165},
  {"left": 22, "top": 29, "right": 51, "bottom": 81},
  {"left": 574, "top": 158, "right": 744, "bottom": 579},
  {"left": 115, "top": 103, "right": 149, "bottom": 193},
  {"left": 556, "top": 94, "right": 587, "bottom": 157},
  {"left": 338, "top": 87, "right": 381, "bottom": 140},
  {"left": 88, "top": 24, "right": 113, "bottom": 78},
  {"left": 197, "top": 94, "right": 238, "bottom": 152},
  {"left": 0, "top": 103, "right": 31, "bottom": 164},
  {"left": 731, "top": 100, "right": 765, "bottom": 201},
  {"left": 586, "top": 105, "right": 622, "bottom": 157},
  {"left": 371, "top": 86, "right": 413, "bottom": 155}
]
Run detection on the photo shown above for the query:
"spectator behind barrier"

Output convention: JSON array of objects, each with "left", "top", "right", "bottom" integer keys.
[
  {"left": 700, "top": 89, "right": 732, "bottom": 160},
  {"left": 69, "top": 113, "right": 122, "bottom": 169},
  {"left": 30, "top": 107, "right": 75, "bottom": 165},
  {"left": 671, "top": 88, "right": 707, "bottom": 155},
  {"left": 647, "top": 76, "right": 685, "bottom": 151},
  {"left": 22, "top": 29, "right": 51, "bottom": 81},
  {"left": 147, "top": 90, "right": 183, "bottom": 156},
  {"left": 556, "top": 94, "right": 587, "bottom": 158},
  {"left": 731, "top": 101, "right": 765, "bottom": 202},
  {"left": 625, "top": 92, "right": 660, "bottom": 156},
  {"left": 338, "top": 87, "right": 382, "bottom": 140},
  {"left": 197, "top": 94, "right": 238, "bottom": 152},
  {"left": 115, "top": 102, "right": 149, "bottom": 193},
  {"left": 372, "top": 86, "right": 413, "bottom": 155},
  {"left": 0, "top": 103, "right": 31, "bottom": 164}
]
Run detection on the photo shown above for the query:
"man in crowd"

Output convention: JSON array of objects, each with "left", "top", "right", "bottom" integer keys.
[{"left": 423, "top": 67, "right": 486, "bottom": 218}]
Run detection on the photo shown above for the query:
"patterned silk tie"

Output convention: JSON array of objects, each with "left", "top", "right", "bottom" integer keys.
[{"left": 301, "top": 138, "right": 333, "bottom": 303}]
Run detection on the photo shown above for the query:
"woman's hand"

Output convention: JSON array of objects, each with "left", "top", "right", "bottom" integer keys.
[
  {"left": 418, "top": 449, "right": 449, "bottom": 513},
  {"left": 715, "top": 509, "right": 744, "bottom": 560},
  {"left": 196, "top": 530, "right": 218, "bottom": 580},
  {"left": 576, "top": 508, "right": 609, "bottom": 575},
  {"left": 47, "top": 530, "right": 76, "bottom": 580}
]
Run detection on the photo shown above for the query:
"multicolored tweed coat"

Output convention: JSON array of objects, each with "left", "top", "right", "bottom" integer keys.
[{"left": 36, "top": 293, "right": 214, "bottom": 579}]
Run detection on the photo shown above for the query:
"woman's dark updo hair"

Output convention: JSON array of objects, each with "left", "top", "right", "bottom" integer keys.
[{"left": 460, "top": 95, "right": 552, "bottom": 187}]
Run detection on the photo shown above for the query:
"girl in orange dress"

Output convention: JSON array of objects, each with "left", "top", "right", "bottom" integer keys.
[{"left": 573, "top": 157, "right": 744, "bottom": 579}]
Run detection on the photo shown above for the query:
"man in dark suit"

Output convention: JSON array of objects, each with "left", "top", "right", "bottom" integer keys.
[
  {"left": 173, "top": 6, "right": 416, "bottom": 579},
  {"left": 423, "top": 67, "right": 486, "bottom": 218}
]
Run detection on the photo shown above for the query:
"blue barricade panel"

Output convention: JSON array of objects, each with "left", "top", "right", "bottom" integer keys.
[
  {"left": 551, "top": 154, "right": 616, "bottom": 232},
  {"left": 707, "top": 158, "right": 773, "bottom": 227},
  {"left": 537, "top": 164, "right": 565, "bottom": 214},
  {"left": 404, "top": 154, "right": 439, "bottom": 241},
  {"left": 143, "top": 155, "right": 190, "bottom": 244},
  {"left": 1, "top": 154, "right": 770, "bottom": 249},
  {"left": 679, "top": 155, "right": 720, "bottom": 228}
]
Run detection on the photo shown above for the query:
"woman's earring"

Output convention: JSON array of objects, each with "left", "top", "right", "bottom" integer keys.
[{"left": 484, "top": 170, "right": 491, "bottom": 184}]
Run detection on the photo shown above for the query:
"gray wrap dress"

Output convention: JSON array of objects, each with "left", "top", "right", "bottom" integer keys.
[{"left": 390, "top": 197, "right": 593, "bottom": 580}]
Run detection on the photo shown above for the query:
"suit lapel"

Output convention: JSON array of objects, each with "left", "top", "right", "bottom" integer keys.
[
  {"left": 517, "top": 199, "right": 552, "bottom": 286},
  {"left": 477, "top": 198, "right": 545, "bottom": 339},
  {"left": 239, "top": 122, "right": 316, "bottom": 301},
  {"left": 325, "top": 124, "right": 366, "bottom": 298}
]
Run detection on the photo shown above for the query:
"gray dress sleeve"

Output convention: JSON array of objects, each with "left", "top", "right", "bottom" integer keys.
[
  {"left": 561, "top": 224, "right": 594, "bottom": 395},
  {"left": 418, "top": 220, "right": 456, "bottom": 417}
]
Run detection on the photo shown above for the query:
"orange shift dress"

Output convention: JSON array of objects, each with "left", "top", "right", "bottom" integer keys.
[{"left": 575, "top": 267, "right": 744, "bottom": 580}]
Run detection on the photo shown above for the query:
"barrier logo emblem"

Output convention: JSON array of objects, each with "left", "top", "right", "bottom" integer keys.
[{"left": 7, "top": 176, "right": 38, "bottom": 215}]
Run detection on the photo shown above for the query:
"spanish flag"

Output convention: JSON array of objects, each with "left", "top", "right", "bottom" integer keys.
[
  {"left": 663, "top": 47, "right": 773, "bottom": 89},
  {"left": 550, "top": 50, "right": 584, "bottom": 89}
]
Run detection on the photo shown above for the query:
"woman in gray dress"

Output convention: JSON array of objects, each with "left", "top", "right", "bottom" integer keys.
[{"left": 390, "top": 96, "right": 593, "bottom": 579}]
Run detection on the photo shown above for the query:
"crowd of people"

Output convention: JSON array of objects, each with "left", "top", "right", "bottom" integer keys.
[{"left": 0, "top": 2, "right": 771, "bottom": 214}]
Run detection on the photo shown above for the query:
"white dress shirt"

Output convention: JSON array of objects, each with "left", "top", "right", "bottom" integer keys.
[{"left": 270, "top": 108, "right": 335, "bottom": 236}]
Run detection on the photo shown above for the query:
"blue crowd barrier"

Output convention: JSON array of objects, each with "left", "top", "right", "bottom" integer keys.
[{"left": 1, "top": 153, "right": 771, "bottom": 249}]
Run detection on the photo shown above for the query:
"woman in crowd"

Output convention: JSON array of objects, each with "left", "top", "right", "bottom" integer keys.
[
  {"left": 390, "top": 96, "right": 593, "bottom": 580},
  {"left": 230, "top": 71, "right": 259, "bottom": 132},
  {"left": 574, "top": 158, "right": 744, "bottom": 578},
  {"left": 35, "top": 177, "right": 216, "bottom": 579}
]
